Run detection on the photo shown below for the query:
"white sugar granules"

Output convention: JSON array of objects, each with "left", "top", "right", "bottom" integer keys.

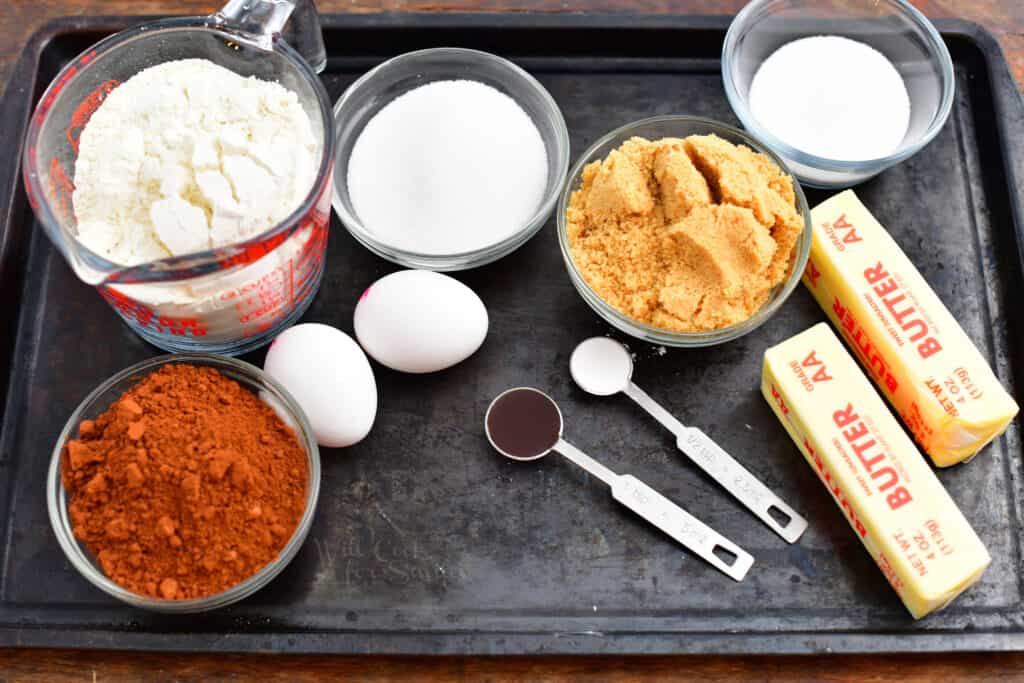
[
  {"left": 748, "top": 36, "right": 911, "bottom": 161},
  {"left": 346, "top": 80, "right": 549, "bottom": 255}
]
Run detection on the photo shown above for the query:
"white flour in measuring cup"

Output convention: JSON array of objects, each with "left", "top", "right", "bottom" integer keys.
[{"left": 71, "top": 58, "right": 320, "bottom": 337}]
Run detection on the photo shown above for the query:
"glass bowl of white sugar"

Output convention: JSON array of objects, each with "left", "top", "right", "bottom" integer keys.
[
  {"left": 332, "top": 48, "right": 570, "bottom": 271},
  {"left": 722, "top": 0, "right": 954, "bottom": 188}
]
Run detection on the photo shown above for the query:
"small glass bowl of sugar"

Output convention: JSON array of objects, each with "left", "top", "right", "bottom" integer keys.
[
  {"left": 332, "top": 48, "right": 570, "bottom": 271},
  {"left": 722, "top": 0, "right": 954, "bottom": 189}
]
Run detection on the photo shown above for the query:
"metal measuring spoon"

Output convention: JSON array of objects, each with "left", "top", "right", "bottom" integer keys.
[
  {"left": 485, "top": 387, "right": 754, "bottom": 581},
  {"left": 569, "top": 337, "right": 808, "bottom": 544}
]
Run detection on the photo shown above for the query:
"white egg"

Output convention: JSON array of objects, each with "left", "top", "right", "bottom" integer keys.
[
  {"left": 354, "top": 270, "right": 488, "bottom": 374},
  {"left": 264, "top": 323, "right": 377, "bottom": 448}
]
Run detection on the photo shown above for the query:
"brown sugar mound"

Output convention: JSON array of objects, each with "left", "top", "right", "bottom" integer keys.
[
  {"left": 566, "top": 134, "right": 805, "bottom": 332},
  {"left": 61, "top": 364, "right": 308, "bottom": 601}
]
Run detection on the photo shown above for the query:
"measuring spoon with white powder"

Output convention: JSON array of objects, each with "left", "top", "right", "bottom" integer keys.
[
  {"left": 570, "top": 337, "right": 808, "bottom": 543},
  {"left": 485, "top": 387, "right": 753, "bottom": 581}
]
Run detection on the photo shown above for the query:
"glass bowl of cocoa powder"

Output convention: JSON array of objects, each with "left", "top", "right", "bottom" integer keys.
[
  {"left": 47, "top": 354, "right": 321, "bottom": 613},
  {"left": 557, "top": 115, "right": 812, "bottom": 347}
]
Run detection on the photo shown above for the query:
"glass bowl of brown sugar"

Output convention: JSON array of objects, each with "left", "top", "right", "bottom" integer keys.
[
  {"left": 557, "top": 115, "right": 812, "bottom": 348},
  {"left": 46, "top": 354, "right": 321, "bottom": 613}
]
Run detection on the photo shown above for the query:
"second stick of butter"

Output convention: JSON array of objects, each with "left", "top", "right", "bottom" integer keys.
[{"left": 762, "top": 323, "right": 989, "bottom": 619}]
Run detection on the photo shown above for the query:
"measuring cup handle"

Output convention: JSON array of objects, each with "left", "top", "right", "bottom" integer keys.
[
  {"left": 283, "top": 0, "right": 327, "bottom": 73},
  {"left": 214, "top": 0, "right": 327, "bottom": 73}
]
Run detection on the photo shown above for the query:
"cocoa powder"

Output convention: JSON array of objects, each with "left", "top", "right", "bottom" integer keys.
[{"left": 62, "top": 364, "right": 308, "bottom": 600}]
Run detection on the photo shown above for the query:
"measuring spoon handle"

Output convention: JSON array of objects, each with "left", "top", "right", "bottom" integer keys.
[
  {"left": 611, "top": 474, "right": 754, "bottom": 582},
  {"left": 622, "top": 382, "right": 807, "bottom": 544},
  {"left": 677, "top": 427, "right": 808, "bottom": 544}
]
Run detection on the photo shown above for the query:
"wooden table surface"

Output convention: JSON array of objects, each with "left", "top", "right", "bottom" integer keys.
[{"left": 3, "top": 1, "right": 1024, "bottom": 681}]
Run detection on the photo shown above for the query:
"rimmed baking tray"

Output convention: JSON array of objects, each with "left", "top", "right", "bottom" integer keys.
[{"left": 0, "top": 13, "right": 1022, "bottom": 654}]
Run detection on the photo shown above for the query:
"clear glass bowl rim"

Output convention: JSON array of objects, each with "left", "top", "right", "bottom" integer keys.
[
  {"left": 331, "top": 47, "right": 571, "bottom": 270},
  {"left": 721, "top": 0, "right": 955, "bottom": 172},
  {"left": 21, "top": 15, "right": 336, "bottom": 283},
  {"left": 556, "top": 114, "right": 812, "bottom": 347},
  {"left": 46, "top": 353, "right": 322, "bottom": 613}
]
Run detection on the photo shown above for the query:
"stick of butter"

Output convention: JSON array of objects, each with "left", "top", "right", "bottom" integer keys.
[
  {"left": 762, "top": 323, "right": 990, "bottom": 619},
  {"left": 804, "top": 190, "right": 1018, "bottom": 466}
]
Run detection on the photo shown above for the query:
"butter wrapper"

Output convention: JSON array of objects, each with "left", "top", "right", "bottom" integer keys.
[
  {"left": 804, "top": 190, "right": 1018, "bottom": 466},
  {"left": 762, "top": 323, "right": 990, "bottom": 619}
]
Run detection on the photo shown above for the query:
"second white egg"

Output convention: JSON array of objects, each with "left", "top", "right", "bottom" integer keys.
[
  {"left": 264, "top": 323, "right": 377, "bottom": 448},
  {"left": 354, "top": 270, "right": 488, "bottom": 373}
]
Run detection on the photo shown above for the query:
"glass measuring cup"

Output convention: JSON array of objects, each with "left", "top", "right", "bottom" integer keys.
[{"left": 22, "top": 0, "right": 334, "bottom": 355}]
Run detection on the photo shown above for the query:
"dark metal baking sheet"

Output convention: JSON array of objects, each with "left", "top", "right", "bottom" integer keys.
[{"left": 1, "top": 13, "right": 1023, "bottom": 655}]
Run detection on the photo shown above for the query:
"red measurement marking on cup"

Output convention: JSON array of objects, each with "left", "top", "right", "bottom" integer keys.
[
  {"left": 48, "top": 157, "right": 74, "bottom": 221},
  {"left": 288, "top": 256, "right": 295, "bottom": 307},
  {"left": 100, "top": 287, "right": 209, "bottom": 337},
  {"left": 35, "top": 66, "right": 77, "bottom": 121},
  {"left": 78, "top": 50, "right": 98, "bottom": 67},
  {"left": 217, "top": 263, "right": 292, "bottom": 327},
  {"left": 292, "top": 205, "right": 330, "bottom": 297},
  {"left": 238, "top": 274, "right": 290, "bottom": 323},
  {"left": 243, "top": 208, "right": 329, "bottom": 324},
  {"left": 32, "top": 49, "right": 98, "bottom": 131},
  {"left": 155, "top": 317, "right": 208, "bottom": 336},
  {"left": 214, "top": 231, "right": 290, "bottom": 272},
  {"left": 221, "top": 266, "right": 288, "bottom": 302},
  {"left": 67, "top": 80, "right": 119, "bottom": 152}
]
